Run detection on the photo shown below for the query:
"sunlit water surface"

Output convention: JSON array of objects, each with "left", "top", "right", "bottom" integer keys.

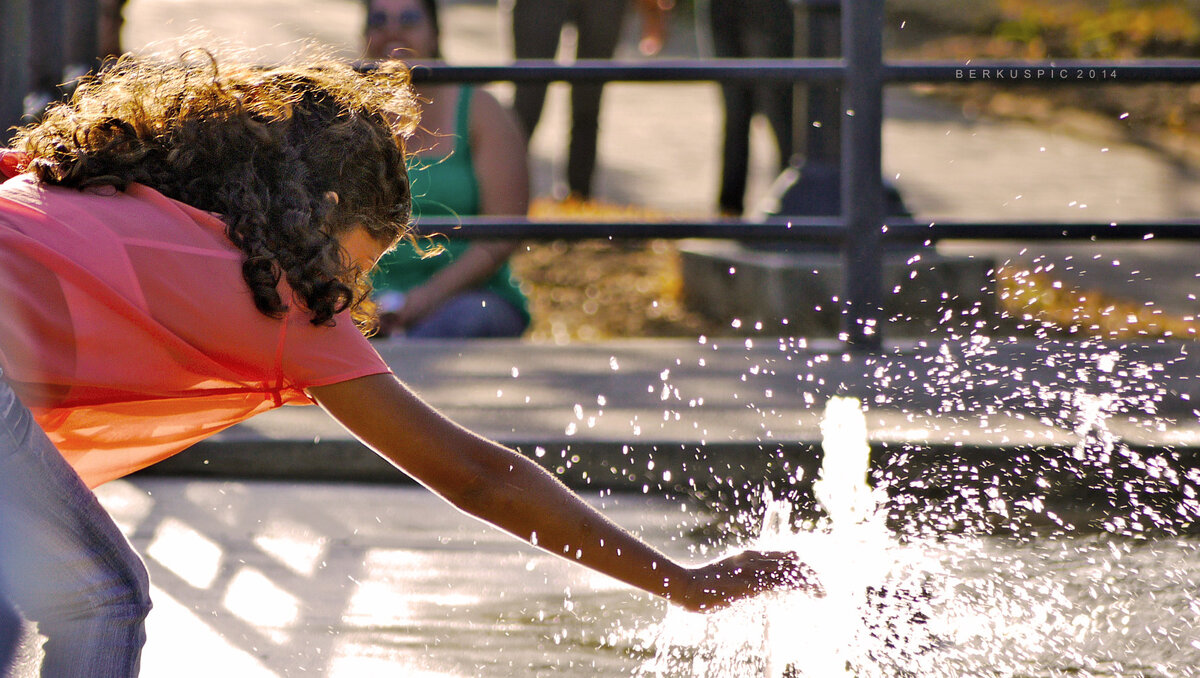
[
  {"left": 631, "top": 398, "right": 1200, "bottom": 678},
  {"left": 11, "top": 399, "right": 1198, "bottom": 677}
]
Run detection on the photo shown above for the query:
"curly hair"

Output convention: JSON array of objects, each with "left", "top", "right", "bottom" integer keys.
[{"left": 11, "top": 51, "right": 416, "bottom": 330}]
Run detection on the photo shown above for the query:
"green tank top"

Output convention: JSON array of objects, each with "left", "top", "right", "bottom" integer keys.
[{"left": 372, "top": 86, "right": 529, "bottom": 322}]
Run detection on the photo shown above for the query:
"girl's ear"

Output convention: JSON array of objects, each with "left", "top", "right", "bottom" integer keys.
[{"left": 324, "top": 190, "right": 340, "bottom": 205}]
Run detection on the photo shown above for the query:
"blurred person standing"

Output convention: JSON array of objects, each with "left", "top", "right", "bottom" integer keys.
[
  {"left": 364, "top": 0, "right": 532, "bottom": 338},
  {"left": 509, "top": 0, "right": 672, "bottom": 200},
  {"left": 11, "top": 0, "right": 128, "bottom": 125},
  {"left": 702, "top": 0, "right": 794, "bottom": 216}
]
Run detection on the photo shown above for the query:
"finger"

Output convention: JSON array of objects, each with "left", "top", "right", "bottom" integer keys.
[
  {"left": 748, "top": 552, "right": 824, "bottom": 596},
  {"left": 638, "top": 37, "right": 663, "bottom": 57}
]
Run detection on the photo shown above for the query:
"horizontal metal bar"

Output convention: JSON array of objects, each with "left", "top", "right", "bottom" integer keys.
[
  {"left": 391, "top": 59, "right": 1200, "bottom": 86},
  {"left": 410, "top": 217, "right": 1200, "bottom": 242},
  {"left": 887, "top": 60, "right": 1200, "bottom": 84},
  {"left": 401, "top": 59, "right": 847, "bottom": 83},
  {"left": 409, "top": 216, "right": 846, "bottom": 241},
  {"left": 885, "top": 220, "right": 1200, "bottom": 241}
]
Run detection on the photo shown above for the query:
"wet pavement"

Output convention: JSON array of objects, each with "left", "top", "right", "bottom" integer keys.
[{"left": 13, "top": 479, "right": 687, "bottom": 677}]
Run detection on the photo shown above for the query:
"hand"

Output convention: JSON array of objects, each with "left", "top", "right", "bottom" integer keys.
[
  {"left": 675, "top": 550, "right": 822, "bottom": 613},
  {"left": 389, "top": 284, "right": 442, "bottom": 331},
  {"left": 637, "top": 0, "right": 674, "bottom": 56},
  {"left": 377, "top": 310, "right": 410, "bottom": 337}
]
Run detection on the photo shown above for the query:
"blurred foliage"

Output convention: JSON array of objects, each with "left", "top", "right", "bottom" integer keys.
[
  {"left": 997, "top": 265, "right": 1199, "bottom": 340},
  {"left": 909, "top": 0, "right": 1200, "bottom": 60},
  {"left": 993, "top": 0, "right": 1200, "bottom": 59},
  {"left": 903, "top": 0, "right": 1200, "bottom": 160},
  {"left": 510, "top": 197, "right": 719, "bottom": 343}
]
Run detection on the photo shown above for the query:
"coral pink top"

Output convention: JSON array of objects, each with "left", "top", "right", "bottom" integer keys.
[{"left": 0, "top": 151, "right": 391, "bottom": 487}]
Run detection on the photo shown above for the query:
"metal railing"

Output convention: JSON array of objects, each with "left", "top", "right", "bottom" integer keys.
[
  {"left": 6, "top": 0, "right": 1200, "bottom": 348},
  {"left": 1, "top": 0, "right": 103, "bottom": 130},
  {"left": 406, "top": 0, "right": 1200, "bottom": 350}
]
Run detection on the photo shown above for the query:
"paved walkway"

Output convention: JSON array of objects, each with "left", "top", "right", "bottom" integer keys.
[
  {"left": 11, "top": 478, "right": 685, "bottom": 678},
  {"left": 15, "top": 334, "right": 1200, "bottom": 677},
  {"left": 152, "top": 336, "right": 1200, "bottom": 490}
]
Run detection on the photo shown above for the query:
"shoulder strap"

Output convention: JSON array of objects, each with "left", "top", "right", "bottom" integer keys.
[
  {"left": 455, "top": 86, "right": 474, "bottom": 138},
  {"left": 452, "top": 86, "right": 474, "bottom": 163}
]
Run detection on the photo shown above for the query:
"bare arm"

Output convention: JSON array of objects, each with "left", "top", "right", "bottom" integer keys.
[
  {"left": 392, "top": 88, "right": 528, "bottom": 329},
  {"left": 471, "top": 87, "right": 529, "bottom": 219},
  {"left": 308, "top": 374, "right": 816, "bottom": 611}
]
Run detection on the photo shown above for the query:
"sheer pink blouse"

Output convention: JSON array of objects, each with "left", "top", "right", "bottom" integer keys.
[{"left": 0, "top": 151, "right": 390, "bottom": 487}]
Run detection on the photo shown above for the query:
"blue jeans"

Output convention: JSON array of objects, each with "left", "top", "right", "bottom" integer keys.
[
  {"left": 0, "top": 372, "right": 151, "bottom": 677},
  {"left": 407, "top": 291, "right": 529, "bottom": 339}
]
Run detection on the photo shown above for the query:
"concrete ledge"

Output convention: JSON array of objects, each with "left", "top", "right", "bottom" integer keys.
[
  {"left": 136, "top": 337, "right": 1200, "bottom": 529},
  {"left": 146, "top": 437, "right": 822, "bottom": 496},
  {"left": 678, "top": 239, "right": 997, "bottom": 336}
]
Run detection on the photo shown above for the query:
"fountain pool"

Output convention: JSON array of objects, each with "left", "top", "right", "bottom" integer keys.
[
  {"left": 31, "top": 390, "right": 1195, "bottom": 678},
  {"left": 635, "top": 397, "right": 1200, "bottom": 677}
]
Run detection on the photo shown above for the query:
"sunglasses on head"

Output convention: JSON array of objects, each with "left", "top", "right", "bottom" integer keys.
[{"left": 366, "top": 8, "right": 426, "bottom": 30}]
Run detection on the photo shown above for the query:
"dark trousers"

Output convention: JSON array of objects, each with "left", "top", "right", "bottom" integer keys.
[
  {"left": 709, "top": 0, "right": 794, "bottom": 214},
  {"left": 511, "top": 0, "right": 627, "bottom": 198}
]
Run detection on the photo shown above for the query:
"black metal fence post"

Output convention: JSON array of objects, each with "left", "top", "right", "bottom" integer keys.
[
  {"left": 65, "top": 0, "right": 102, "bottom": 78},
  {"left": 801, "top": 0, "right": 842, "bottom": 171},
  {"left": 841, "top": 0, "right": 885, "bottom": 349},
  {"left": 1, "top": 0, "right": 32, "bottom": 139},
  {"left": 768, "top": 0, "right": 842, "bottom": 217},
  {"left": 28, "top": 0, "right": 68, "bottom": 96}
]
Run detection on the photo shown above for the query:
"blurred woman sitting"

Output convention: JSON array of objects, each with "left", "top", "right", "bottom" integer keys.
[{"left": 364, "top": 0, "right": 532, "bottom": 338}]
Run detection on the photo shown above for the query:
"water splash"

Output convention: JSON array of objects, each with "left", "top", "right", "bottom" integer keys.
[
  {"left": 637, "top": 397, "right": 935, "bottom": 677},
  {"left": 634, "top": 396, "right": 1094, "bottom": 678}
]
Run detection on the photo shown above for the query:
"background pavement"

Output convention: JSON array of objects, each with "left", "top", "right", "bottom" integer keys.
[{"left": 122, "top": 0, "right": 1200, "bottom": 315}]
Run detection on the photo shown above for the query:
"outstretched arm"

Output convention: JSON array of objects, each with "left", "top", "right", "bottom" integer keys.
[{"left": 308, "top": 373, "right": 815, "bottom": 611}]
